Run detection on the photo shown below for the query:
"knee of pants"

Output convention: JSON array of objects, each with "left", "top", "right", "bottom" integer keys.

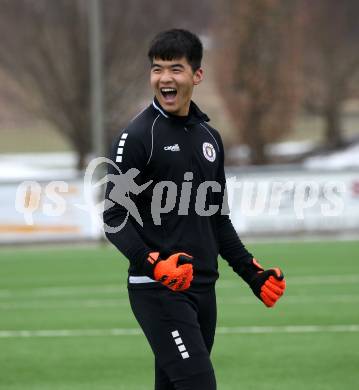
[
  {"left": 155, "top": 363, "right": 174, "bottom": 390},
  {"left": 164, "top": 354, "right": 213, "bottom": 384},
  {"left": 174, "top": 369, "right": 216, "bottom": 390}
]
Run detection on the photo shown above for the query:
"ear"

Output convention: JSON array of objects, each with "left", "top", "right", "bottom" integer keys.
[{"left": 193, "top": 67, "right": 203, "bottom": 86}]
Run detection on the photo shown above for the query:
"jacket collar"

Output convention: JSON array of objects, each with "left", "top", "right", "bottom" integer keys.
[{"left": 152, "top": 97, "right": 210, "bottom": 126}]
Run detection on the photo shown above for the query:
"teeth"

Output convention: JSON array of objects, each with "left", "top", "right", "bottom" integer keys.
[{"left": 161, "top": 88, "right": 176, "bottom": 93}]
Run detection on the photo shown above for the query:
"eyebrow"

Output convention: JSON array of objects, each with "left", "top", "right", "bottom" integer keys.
[{"left": 151, "top": 63, "right": 185, "bottom": 69}]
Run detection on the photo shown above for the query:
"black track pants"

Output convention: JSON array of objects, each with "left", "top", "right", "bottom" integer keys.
[{"left": 128, "top": 284, "right": 217, "bottom": 390}]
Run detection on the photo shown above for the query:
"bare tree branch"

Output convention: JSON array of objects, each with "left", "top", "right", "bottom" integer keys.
[
  {"left": 302, "top": 0, "right": 359, "bottom": 148},
  {"left": 0, "top": 0, "right": 212, "bottom": 169},
  {"left": 213, "top": 0, "right": 302, "bottom": 164}
]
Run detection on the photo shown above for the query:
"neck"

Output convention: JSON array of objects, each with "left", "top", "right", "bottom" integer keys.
[
  {"left": 176, "top": 101, "right": 191, "bottom": 117},
  {"left": 154, "top": 97, "right": 191, "bottom": 117}
]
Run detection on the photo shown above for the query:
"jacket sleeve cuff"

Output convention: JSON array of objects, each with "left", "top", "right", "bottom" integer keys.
[{"left": 239, "top": 258, "right": 263, "bottom": 284}]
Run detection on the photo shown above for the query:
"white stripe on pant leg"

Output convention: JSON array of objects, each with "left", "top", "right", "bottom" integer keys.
[
  {"left": 174, "top": 337, "right": 182, "bottom": 345},
  {"left": 171, "top": 330, "right": 190, "bottom": 359}
]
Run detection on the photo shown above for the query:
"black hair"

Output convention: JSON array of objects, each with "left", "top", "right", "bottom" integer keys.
[{"left": 148, "top": 29, "right": 203, "bottom": 72}]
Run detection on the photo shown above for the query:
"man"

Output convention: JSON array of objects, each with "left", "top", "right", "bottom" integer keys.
[{"left": 103, "top": 29, "right": 286, "bottom": 390}]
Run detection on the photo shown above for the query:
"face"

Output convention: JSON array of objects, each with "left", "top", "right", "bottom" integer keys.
[{"left": 150, "top": 57, "right": 203, "bottom": 116}]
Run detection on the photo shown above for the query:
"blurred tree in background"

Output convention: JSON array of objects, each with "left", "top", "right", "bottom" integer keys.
[
  {"left": 301, "top": 0, "right": 359, "bottom": 149},
  {"left": 1, "top": 0, "right": 359, "bottom": 168},
  {"left": 0, "top": 0, "right": 212, "bottom": 169},
  {"left": 213, "top": 0, "right": 302, "bottom": 165}
]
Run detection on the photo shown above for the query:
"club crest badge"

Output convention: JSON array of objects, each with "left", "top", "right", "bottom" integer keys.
[{"left": 202, "top": 142, "right": 216, "bottom": 162}]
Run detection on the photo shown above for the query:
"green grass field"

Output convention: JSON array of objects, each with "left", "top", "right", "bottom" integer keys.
[{"left": 1, "top": 240, "right": 359, "bottom": 390}]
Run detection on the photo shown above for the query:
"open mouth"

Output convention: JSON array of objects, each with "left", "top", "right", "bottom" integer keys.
[{"left": 160, "top": 87, "right": 177, "bottom": 103}]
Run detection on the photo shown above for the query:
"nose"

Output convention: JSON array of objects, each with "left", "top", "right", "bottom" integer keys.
[{"left": 159, "top": 69, "right": 173, "bottom": 84}]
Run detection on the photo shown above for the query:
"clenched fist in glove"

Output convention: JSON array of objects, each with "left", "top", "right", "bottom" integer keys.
[
  {"left": 144, "top": 252, "right": 194, "bottom": 291},
  {"left": 244, "top": 259, "right": 286, "bottom": 307}
]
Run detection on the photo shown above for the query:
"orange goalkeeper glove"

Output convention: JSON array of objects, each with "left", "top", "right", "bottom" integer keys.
[
  {"left": 245, "top": 259, "right": 286, "bottom": 307},
  {"left": 145, "top": 252, "right": 194, "bottom": 291}
]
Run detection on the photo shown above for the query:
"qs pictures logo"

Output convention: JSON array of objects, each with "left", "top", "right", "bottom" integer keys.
[{"left": 15, "top": 181, "right": 69, "bottom": 225}]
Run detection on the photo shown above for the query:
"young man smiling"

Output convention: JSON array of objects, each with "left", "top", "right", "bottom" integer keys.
[
  {"left": 150, "top": 56, "right": 203, "bottom": 116},
  {"left": 104, "top": 29, "right": 286, "bottom": 390}
]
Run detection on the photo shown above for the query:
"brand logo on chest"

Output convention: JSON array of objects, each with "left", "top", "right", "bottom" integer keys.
[
  {"left": 202, "top": 142, "right": 216, "bottom": 162},
  {"left": 164, "top": 144, "right": 180, "bottom": 152}
]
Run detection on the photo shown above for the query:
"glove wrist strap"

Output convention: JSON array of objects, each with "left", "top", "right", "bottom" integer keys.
[
  {"left": 241, "top": 258, "right": 264, "bottom": 284},
  {"left": 143, "top": 252, "right": 161, "bottom": 278}
]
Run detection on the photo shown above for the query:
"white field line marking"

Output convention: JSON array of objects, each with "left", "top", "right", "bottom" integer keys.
[
  {"left": 1, "top": 295, "right": 359, "bottom": 310},
  {"left": 217, "top": 294, "right": 359, "bottom": 305},
  {"left": 30, "top": 285, "right": 125, "bottom": 296},
  {"left": 282, "top": 274, "right": 359, "bottom": 285},
  {"left": 0, "top": 274, "right": 359, "bottom": 300},
  {"left": 0, "top": 299, "right": 130, "bottom": 310},
  {"left": 217, "top": 274, "right": 359, "bottom": 288},
  {"left": 0, "top": 285, "right": 125, "bottom": 299},
  {"left": 0, "top": 325, "right": 359, "bottom": 339},
  {"left": 216, "top": 325, "right": 359, "bottom": 334}
]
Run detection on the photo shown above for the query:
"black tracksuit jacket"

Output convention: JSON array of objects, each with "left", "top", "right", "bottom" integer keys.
[{"left": 103, "top": 97, "right": 254, "bottom": 289}]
